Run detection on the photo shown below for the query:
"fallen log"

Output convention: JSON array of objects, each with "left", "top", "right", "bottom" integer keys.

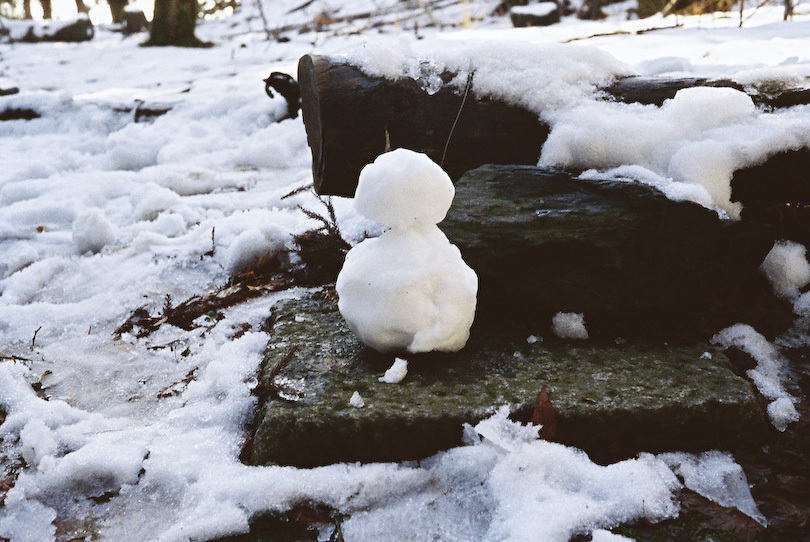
[
  {"left": 299, "top": 54, "right": 810, "bottom": 197},
  {"left": 298, "top": 54, "right": 548, "bottom": 197},
  {"left": 0, "top": 16, "right": 94, "bottom": 43}
]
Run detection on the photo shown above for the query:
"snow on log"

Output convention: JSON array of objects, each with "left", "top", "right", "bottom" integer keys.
[
  {"left": 299, "top": 54, "right": 810, "bottom": 198},
  {"left": 0, "top": 16, "right": 94, "bottom": 43}
]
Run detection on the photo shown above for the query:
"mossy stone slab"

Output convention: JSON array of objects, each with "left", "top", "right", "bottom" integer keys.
[{"left": 250, "top": 292, "right": 767, "bottom": 468}]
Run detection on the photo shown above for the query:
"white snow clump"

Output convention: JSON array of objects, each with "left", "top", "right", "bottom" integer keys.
[
  {"left": 71, "top": 207, "right": 118, "bottom": 254},
  {"left": 760, "top": 240, "right": 810, "bottom": 300},
  {"left": 712, "top": 324, "right": 799, "bottom": 431},
  {"left": 552, "top": 312, "right": 589, "bottom": 340},
  {"left": 379, "top": 358, "right": 409, "bottom": 384},
  {"left": 349, "top": 391, "right": 365, "bottom": 408},
  {"left": 336, "top": 149, "right": 478, "bottom": 353}
]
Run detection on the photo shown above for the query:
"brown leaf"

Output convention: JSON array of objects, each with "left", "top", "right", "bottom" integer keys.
[{"left": 531, "top": 386, "right": 557, "bottom": 441}]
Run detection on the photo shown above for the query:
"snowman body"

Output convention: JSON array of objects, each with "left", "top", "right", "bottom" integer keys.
[{"left": 336, "top": 149, "right": 478, "bottom": 353}]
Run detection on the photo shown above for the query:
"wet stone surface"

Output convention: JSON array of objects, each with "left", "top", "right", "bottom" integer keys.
[{"left": 249, "top": 291, "right": 767, "bottom": 468}]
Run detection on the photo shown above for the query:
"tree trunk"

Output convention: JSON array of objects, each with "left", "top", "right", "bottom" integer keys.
[
  {"left": 145, "top": 0, "right": 208, "bottom": 47},
  {"left": 74, "top": 0, "right": 89, "bottom": 13},
  {"left": 41, "top": 0, "right": 52, "bottom": 19},
  {"left": 108, "top": 0, "right": 128, "bottom": 23},
  {"left": 299, "top": 55, "right": 810, "bottom": 198},
  {"left": 23, "top": 0, "right": 32, "bottom": 19}
]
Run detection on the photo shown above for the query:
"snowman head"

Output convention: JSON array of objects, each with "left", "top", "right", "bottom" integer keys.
[{"left": 354, "top": 148, "right": 455, "bottom": 229}]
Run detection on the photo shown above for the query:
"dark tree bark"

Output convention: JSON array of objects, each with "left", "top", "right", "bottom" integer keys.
[
  {"left": 144, "top": 0, "right": 209, "bottom": 47},
  {"left": 74, "top": 0, "right": 89, "bottom": 13},
  {"left": 23, "top": 0, "right": 32, "bottom": 19},
  {"left": 108, "top": 0, "right": 128, "bottom": 23},
  {"left": 41, "top": 0, "right": 52, "bottom": 19}
]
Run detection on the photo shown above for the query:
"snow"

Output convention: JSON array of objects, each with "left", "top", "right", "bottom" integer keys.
[
  {"left": 552, "top": 312, "right": 590, "bottom": 340},
  {"left": 511, "top": 2, "right": 559, "bottom": 17},
  {"left": 379, "top": 358, "right": 409, "bottom": 384},
  {"left": 661, "top": 451, "right": 766, "bottom": 525},
  {"left": 1, "top": 1, "right": 809, "bottom": 540},
  {"left": 336, "top": 149, "right": 478, "bottom": 353},
  {"left": 349, "top": 391, "right": 365, "bottom": 408},
  {"left": 712, "top": 324, "right": 800, "bottom": 431},
  {"left": 760, "top": 241, "right": 810, "bottom": 300}
]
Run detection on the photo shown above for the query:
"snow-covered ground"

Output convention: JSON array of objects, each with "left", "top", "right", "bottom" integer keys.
[{"left": 1, "top": 1, "right": 809, "bottom": 540}]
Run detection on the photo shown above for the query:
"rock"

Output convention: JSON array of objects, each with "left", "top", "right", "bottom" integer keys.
[
  {"left": 249, "top": 291, "right": 767, "bottom": 468},
  {"left": 731, "top": 149, "right": 810, "bottom": 248},
  {"left": 441, "top": 165, "right": 794, "bottom": 341},
  {"left": 510, "top": 2, "right": 561, "bottom": 26}
]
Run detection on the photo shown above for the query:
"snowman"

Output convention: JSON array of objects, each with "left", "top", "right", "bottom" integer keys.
[{"left": 336, "top": 149, "right": 478, "bottom": 353}]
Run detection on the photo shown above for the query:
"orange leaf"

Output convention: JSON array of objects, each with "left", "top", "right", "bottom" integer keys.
[{"left": 531, "top": 386, "right": 557, "bottom": 441}]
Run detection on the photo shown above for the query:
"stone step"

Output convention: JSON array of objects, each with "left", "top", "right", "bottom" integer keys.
[{"left": 249, "top": 292, "right": 766, "bottom": 468}]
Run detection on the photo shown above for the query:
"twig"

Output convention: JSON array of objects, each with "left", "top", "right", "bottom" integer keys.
[
  {"left": 266, "top": 345, "right": 299, "bottom": 382},
  {"left": 31, "top": 326, "right": 41, "bottom": 351},
  {"left": 0, "top": 355, "right": 32, "bottom": 362},
  {"left": 255, "top": 0, "right": 273, "bottom": 41},
  {"left": 281, "top": 184, "right": 314, "bottom": 200},
  {"left": 441, "top": 70, "right": 474, "bottom": 168}
]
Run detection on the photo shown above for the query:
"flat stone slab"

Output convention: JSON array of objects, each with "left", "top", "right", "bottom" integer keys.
[{"left": 250, "top": 291, "right": 767, "bottom": 468}]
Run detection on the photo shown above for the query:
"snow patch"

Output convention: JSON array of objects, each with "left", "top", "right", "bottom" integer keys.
[
  {"left": 712, "top": 324, "right": 799, "bottom": 431},
  {"left": 379, "top": 358, "right": 408, "bottom": 384},
  {"left": 552, "top": 312, "right": 589, "bottom": 340}
]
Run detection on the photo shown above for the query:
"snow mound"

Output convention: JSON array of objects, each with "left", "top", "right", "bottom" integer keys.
[
  {"left": 379, "top": 358, "right": 408, "bottom": 384},
  {"left": 72, "top": 207, "right": 118, "bottom": 254}
]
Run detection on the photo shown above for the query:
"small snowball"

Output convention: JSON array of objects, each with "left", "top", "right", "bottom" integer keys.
[
  {"left": 526, "top": 335, "right": 541, "bottom": 344},
  {"left": 349, "top": 391, "right": 365, "bottom": 408},
  {"left": 700, "top": 352, "right": 712, "bottom": 360},
  {"left": 760, "top": 241, "right": 810, "bottom": 299},
  {"left": 354, "top": 149, "right": 455, "bottom": 228},
  {"left": 552, "top": 312, "right": 589, "bottom": 340},
  {"left": 379, "top": 358, "right": 408, "bottom": 384},
  {"left": 224, "top": 227, "right": 286, "bottom": 275},
  {"left": 767, "top": 397, "right": 800, "bottom": 432},
  {"left": 72, "top": 207, "right": 118, "bottom": 254},
  {"left": 19, "top": 419, "right": 59, "bottom": 468}
]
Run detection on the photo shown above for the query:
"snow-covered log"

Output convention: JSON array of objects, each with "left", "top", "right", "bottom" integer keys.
[
  {"left": 0, "top": 15, "right": 94, "bottom": 43},
  {"left": 299, "top": 54, "right": 810, "bottom": 198},
  {"left": 298, "top": 54, "right": 549, "bottom": 197}
]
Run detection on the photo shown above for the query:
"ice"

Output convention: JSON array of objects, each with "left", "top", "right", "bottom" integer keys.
[
  {"left": 552, "top": 312, "right": 589, "bottom": 340},
  {"left": 760, "top": 241, "right": 810, "bottom": 300},
  {"left": 661, "top": 451, "right": 766, "bottom": 525},
  {"left": 378, "top": 358, "right": 408, "bottom": 384},
  {"left": 336, "top": 150, "right": 478, "bottom": 353},
  {"left": 712, "top": 324, "right": 799, "bottom": 431}
]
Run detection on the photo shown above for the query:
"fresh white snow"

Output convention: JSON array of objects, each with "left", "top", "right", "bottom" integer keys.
[
  {"left": 336, "top": 149, "right": 478, "bottom": 353},
  {"left": 552, "top": 311, "right": 590, "bottom": 340},
  {"left": 1, "top": 1, "right": 809, "bottom": 540}
]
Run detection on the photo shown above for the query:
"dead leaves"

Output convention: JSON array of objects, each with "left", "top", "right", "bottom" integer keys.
[{"left": 531, "top": 386, "right": 557, "bottom": 442}]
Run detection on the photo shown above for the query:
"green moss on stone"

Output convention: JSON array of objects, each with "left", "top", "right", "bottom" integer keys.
[{"left": 249, "top": 292, "right": 766, "bottom": 467}]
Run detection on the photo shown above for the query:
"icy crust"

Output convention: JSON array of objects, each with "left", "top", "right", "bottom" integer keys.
[{"left": 336, "top": 149, "right": 478, "bottom": 353}]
